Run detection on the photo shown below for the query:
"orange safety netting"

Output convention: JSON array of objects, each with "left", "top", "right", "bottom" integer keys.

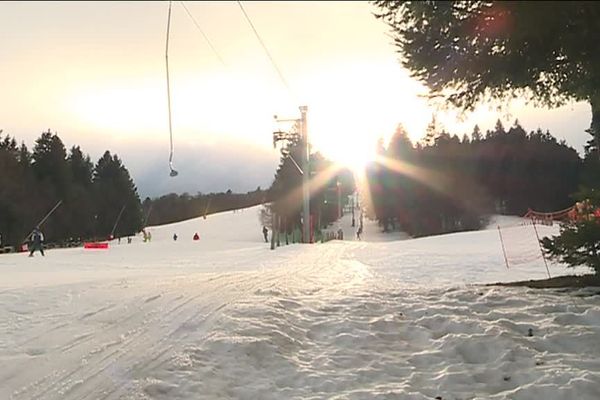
[{"left": 524, "top": 201, "right": 600, "bottom": 224}]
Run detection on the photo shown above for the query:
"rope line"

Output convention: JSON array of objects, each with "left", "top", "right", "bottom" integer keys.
[
  {"left": 179, "top": 1, "right": 227, "bottom": 66},
  {"left": 236, "top": 1, "right": 295, "bottom": 98}
]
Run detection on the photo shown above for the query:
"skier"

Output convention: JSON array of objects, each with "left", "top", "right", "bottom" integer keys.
[
  {"left": 193, "top": 232, "right": 200, "bottom": 241},
  {"left": 173, "top": 233, "right": 178, "bottom": 241},
  {"left": 28, "top": 227, "right": 45, "bottom": 257},
  {"left": 356, "top": 225, "right": 363, "bottom": 240},
  {"left": 262, "top": 226, "right": 268, "bottom": 242}
]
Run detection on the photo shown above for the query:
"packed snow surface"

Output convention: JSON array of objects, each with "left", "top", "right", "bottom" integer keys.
[{"left": 1, "top": 207, "right": 598, "bottom": 400}]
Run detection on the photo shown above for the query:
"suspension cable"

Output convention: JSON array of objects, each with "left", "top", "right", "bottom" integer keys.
[
  {"left": 179, "top": 1, "right": 227, "bottom": 67},
  {"left": 237, "top": 1, "right": 295, "bottom": 99}
]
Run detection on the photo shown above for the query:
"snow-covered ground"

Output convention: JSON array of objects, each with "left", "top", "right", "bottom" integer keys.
[{"left": 0, "top": 206, "right": 599, "bottom": 399}]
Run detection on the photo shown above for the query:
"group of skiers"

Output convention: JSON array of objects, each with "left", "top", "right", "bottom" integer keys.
[
  {"left": 171, "top": 233, "right": 199, "bottom": 241},
  {"left": 23, "top": 218, "right": 362, "bottom": 257},
  {"left": 260, "top": 222, "right": 364, "bottom": 243},
  {"left": 142, "top": 230, "right": 153, "bottom": 242}
]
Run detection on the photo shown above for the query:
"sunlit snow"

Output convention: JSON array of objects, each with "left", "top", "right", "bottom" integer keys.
[{"left": 1, "top": 206, "right": 599, "bottom": 399}]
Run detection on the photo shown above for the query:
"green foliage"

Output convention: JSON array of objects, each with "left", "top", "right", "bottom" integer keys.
[
  {"left": 366, "top": 119, "right": 582, "bottom": 237},
  {"left": 143, "top": 188, "right": 268, "bottom": 227},
  {"left": 542, "top": 191, "right": 600, "bottom": 274},
  {"left": 92, "top": 151, "right": 143, "bottom": 238},
  {"left": 373, "top": 1, "right": 600, "bottom": 164},
  {"left": 0, "top": 130, "right": 143, "bottom": 248},
  {"left": 543, "top": 123, "right": 600, "bottom": 274},
  {"left": 373, "top": 1, "right": 600, "bottom": 108}
]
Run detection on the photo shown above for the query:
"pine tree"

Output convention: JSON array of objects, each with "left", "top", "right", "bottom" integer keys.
[
  {"left": 66, "top": 146, "right": 95, "bottom": 240},
  {"left": 31, "top": 130, "right": 73, "bottom": 242},
  {"left": 387, "top": 124, "right": 412, "bottom": 159},
  {"left": 422, "top": 114, "right": 439, "bottom": 147},
  {"left": 93, "top": 151, "right": 143, "bottom": 239},
  {"left": 32, "top": 130, "right": 71, "bottom": 196},
  {"left": 542, "top": 190, "right": 600, "bottom": 275},
  {"left": 471, "top": 125, "right": 482, "bottom": 142}
]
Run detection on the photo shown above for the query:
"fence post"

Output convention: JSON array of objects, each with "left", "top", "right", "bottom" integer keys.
[
  {"left": 531, "top": 218, "right": 552, "bottom": 279},
  {"left": 270, "top": 212, "right": 276, "bottom": 250},
  {"left": 497, "top": 225, "right": 510, "bottom": 269}
]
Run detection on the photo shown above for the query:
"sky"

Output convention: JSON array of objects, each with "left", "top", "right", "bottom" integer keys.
[{"left": 0, "top": 1, "right": 592, "bottom": 198}]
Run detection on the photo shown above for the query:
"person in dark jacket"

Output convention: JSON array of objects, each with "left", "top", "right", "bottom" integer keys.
[
  {"left": 356, "top": 225, "right": 363, "bottom": 240},
  {"left": 262, "top": 226, "right": 269, "bottom": 242},
  {"left": 29, "top": 227, "right": 45, "bottom": 257}
]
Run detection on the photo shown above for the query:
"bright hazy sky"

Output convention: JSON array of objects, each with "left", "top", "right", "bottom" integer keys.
[{"left": 0, "top": 1, "right": 592, "bottom": 197}]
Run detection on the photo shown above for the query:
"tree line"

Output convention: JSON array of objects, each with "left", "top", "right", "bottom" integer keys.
[
  {"left": 365, "top": 119, "right": 585, "bottom": 237},
  {"left": 0, "top": 130, "right": 142, "bottom": 248},
  {"left": 142, "top": 188, "right": 269, "bottom": 227},
  {"left": 373, "top": 0, "right": 600, "bottom": 274}
]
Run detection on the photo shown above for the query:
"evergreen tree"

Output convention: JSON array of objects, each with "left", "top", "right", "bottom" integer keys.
[
  {"left": 542, "top": 190, "right": 600, "bottom": 275},
  {"left": 1, "top": 133, "right": 25, "bottom": 246},
  {"left": 367, "top": 118, "right": 581, "bottom": 237},
  {"left": 92, "top": 151, "right": 143, "bottom": 239},
  {"left": 69, "top": 146, "right": 93, "bottom": 187},
  {"left": 66, "top": 146, "right": 95, "bottom": 240},
  {"left": 30, "top": 130, "right": 73, "bottom": 242},
  {"left": 373, "top": 2, "right": 600, "bottom": 150},
  {"left": 374, "top": 2, "right": 600, "bottom": 267},
  {"left": 0, "top": 130, "right": 148, "bottom": 248},
  {"left": 493, "top": 119, "right": 506, "bottom": 137},
  {"left": 32, "top": 130, "right": 71, "bottom": 197},
  {"left": 471, "top": 125, "right": 482, "bottom": 142},
  {"left": 421, "top": 114, "right": 439, "bottom": 147},
  {"left": 17, "top": 142, "right": 32, "bottom": 169}
]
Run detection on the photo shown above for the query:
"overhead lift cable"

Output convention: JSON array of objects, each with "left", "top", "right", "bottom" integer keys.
[
  {"left": 237, "top": 1, "right": 295, "bottom": 99},
  {"left": 179, "top": 1, "right": 227, "bottom": 67}
]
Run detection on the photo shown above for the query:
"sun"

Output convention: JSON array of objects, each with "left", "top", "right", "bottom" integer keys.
[{"left": 318, "top": 139, "right": 377, "bottom": 174}]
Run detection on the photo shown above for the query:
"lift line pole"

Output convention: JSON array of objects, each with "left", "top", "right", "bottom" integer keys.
[{"left": 300, "top": 106, "right": 310, "bottom": 243}]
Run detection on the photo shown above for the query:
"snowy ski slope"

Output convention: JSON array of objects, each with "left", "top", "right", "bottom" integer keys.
[{"left": 0, "top": 206, "right": 598, "bottom": 399}]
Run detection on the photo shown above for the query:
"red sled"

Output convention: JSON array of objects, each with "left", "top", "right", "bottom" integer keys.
[{"left": 84, "top": 242, "right": 109, "bottom": 249}]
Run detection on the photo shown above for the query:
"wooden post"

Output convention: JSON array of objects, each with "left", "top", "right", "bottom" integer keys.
[
  {"left": 497, "top": 225, "right": 510, "bottom": 269},
  {"left": 270, "top": 212, "right": 276, "bottom": 250},
  {"left": 276, "top": 214, "right": 281, "bottom": 247},
  {"left": 531, "top": 218, "right": 552, "bottom": 279}
]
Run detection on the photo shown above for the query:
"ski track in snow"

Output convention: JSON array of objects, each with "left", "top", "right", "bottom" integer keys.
[{"left": 0, "top": 207, "right": 599, "bottom": 400}]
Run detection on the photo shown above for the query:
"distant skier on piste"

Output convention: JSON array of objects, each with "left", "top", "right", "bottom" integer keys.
[
  {"left": 28, "top": 227, "right": 45, "bottom": 257},
  {"left": 262, "top": 226, "right": 268, "bottom": 242}
]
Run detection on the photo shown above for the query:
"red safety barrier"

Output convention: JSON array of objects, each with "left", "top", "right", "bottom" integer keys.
[{"left": 84, "top": 242, "right": 109, "bottom": 249}]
